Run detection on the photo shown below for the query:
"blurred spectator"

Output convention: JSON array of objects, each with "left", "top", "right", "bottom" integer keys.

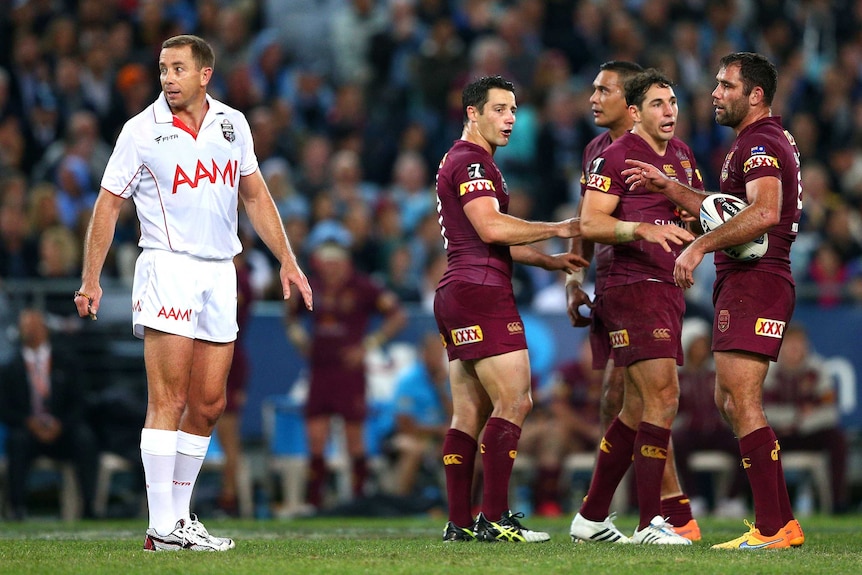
[
  {"left": 330, "top": 0, "right": 389, "bottom": 88},
  {"left": 0, "top": 308, "right": 99, "bottom": 520},
  {"left": 53, "top": 154, "right": 97, "bottom": 229},
  {"left": 806, "top": 241, "right": 848, "bottom": 307},
  {"left": 32, "top": 108, "right": 112, "bottom": 187},
  {"left": 388, "top": 331, "right": 451, "bottom": 497},
  {"left": 284, "top": 240, "right": 406, "bottom": 509},
  {"left": 673, "top": 318, "right": 747, "bottom": 518},
  {"left": 763, "top": 323, "right": 850, "bottom": 514},
  {"left": 0, "top": 200, "right": 39, "bottom": 279},
  {"left": 385, "top": 150, "right": 434, "bottom": 234},
  {"left": 519, "top": 338, "right": 602, "bottom": 517}
]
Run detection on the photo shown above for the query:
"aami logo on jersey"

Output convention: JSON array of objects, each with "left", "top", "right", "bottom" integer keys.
[
  {"left": 609, "top": 329, "right": 629, "bottom": 348},
  {"left": 743, "top": 154, "right": 779, "bottom": 173},
  {"left": 451, "top": 325, "right": 483, "bottom": 345},
  {"left": 755, "top": 318, "right": 785, "bottom": 339},
  {"left": 587, "top": 173, "right": 610, "bottom": 192},
  {"left": 458, "top": 179, "right": 495, "bottom": 196},
  {"left": 157, "top": 306, "right": 192, "bottom": 321},
  {"left": 172, "top": 159, "right": 239, "bottom": 194}
]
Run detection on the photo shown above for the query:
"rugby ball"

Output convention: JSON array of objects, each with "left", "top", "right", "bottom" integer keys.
[{"left": 699, "top": 193, "right": 768, "bottom": 261}]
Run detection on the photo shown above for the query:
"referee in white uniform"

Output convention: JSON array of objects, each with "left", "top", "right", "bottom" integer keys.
[{"left": 74, "top": 35, "right": 313, "bottom": 551}]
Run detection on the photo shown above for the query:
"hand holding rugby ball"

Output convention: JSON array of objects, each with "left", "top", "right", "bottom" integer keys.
[{"left": 699, "top": 193, "right": 768, "bottom": 261}]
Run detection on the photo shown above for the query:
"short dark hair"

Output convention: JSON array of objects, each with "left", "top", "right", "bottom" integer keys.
[
  {"left": 162, "top": 34, "right": 215, "bottom": 71},
  {"left": 719, "top": 52, "right": 777, "bottom": 105},
  {"left": 462, "top": 75, "right": 515, "bottom": 123},
  {"left": 599, "top": 60, "right": 644, "bottom": 83},
  {"left": 624, "top": 68, "right": 674, "bottom": 108}
]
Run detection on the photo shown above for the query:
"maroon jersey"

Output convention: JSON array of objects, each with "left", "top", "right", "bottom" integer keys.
[
  {"left": 717, "top": 116, "right": 801, "bottom": 282},
  {"left": 580, "top": 131, "right": 615, "bottom": 295},
  {"left": 585, "top": 132, "right": 703, "bottom": 287},
  {"left": 435, "top": 140, "right": 512, "bottom": 288},
  {"left": 307, "top": 271, "right": 387, "bottom": 370}
]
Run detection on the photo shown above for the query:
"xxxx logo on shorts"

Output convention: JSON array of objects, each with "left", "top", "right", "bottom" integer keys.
[
  {"left": 755, "top": 318, "right": 785, "bottom": 339},
  {"left": 609, "top": 329, "right": 629, "bottom": 348},
  {"left": 640, "top": 445, "right": 667, "bottom": 459},
  {"left": 718, "top": 309, "right": 730, "bottom": 332},
  {"left": 451, "top": 325, "right": 483, "bottom": 345},
  {"left": 442, "top": 454, "right": 463, "bottom": 465}
]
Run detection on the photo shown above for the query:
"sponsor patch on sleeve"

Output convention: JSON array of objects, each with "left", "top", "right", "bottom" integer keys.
[
  {"left": 459, "top": 179, "right": 496, "bottom": 196},
  {"left": 754, "top": 318, "right": 785, "bottom": 339},
  {"left": 587, "top": 173, "right": 611, "bottom": 192},
  {"left": 743, "top": 155, "right": 780, "bottom": 173}
]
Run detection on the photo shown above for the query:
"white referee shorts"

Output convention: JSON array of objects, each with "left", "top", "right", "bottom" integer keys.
[{"left": 132, "top": 249, "right": 238, "bottom": 342}]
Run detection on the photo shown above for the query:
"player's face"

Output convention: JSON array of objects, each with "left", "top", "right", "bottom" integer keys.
[
  {"left": 159, "top": 45, "right": 210, "bottom": 111},
  {"left": 590, "top": 70, "right": 628, "bottom": 130},
  {"left": 712, "top": 64, "right": 748, "bottom": 128},
  {"left": 474, "top": 88, "right": 516, "bottom": 149},
  {"left": 633, "top": 84, "right": 677, "bottom": 145}
]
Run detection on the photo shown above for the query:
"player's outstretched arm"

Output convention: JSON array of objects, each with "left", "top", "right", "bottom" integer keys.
[
  {"left": 76, "top": 188, "right": 125, "bottom": 320},
  {"left": 239, "top": 170, "right": 313, "bottom": 311},
  {"left": 463, "top": 196, "right": 583, "bottom": 246},
  {"left": 622, "top": 159, "right": 707, "bottom": 216}
]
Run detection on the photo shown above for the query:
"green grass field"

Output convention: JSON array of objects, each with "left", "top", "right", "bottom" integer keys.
[{"left": 1, "top": 514, "right": 860, "bottom": 575}]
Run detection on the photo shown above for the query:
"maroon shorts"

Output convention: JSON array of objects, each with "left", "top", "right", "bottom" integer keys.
[
  {"left": 434, "top": 281, "right": 528, "bottom": 362},
  {"left": 712, "top": 270, "right": 795, "bottom": 361},
  {"left": 305, "top": 369, "right": 367, "bottom": 422},
  {"left": 589, "top": 293, "right": 612, "bottom": 370},
  {"left": 595, "top": 281, "right": 684, "bottom": 367}
]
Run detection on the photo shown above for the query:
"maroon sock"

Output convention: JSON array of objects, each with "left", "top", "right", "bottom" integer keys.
[
  {"left": 351, "top": 456, "right": 368, "bottom": 498},
  {"left": 739, "top": 427, "right": 783, "bottom": 536},
  {"left": 661, "top": 494, "right": 694, "bottom": 527},
  {"left": 480, "top": 417, "right": 521, "bottom": 520},
  {"left": 443, "top": 428, "right": 477, "bottom": 527},
  {"left": 580, "top": 417, "right": 636, "bottom": 521},
  {"left": 633, "top": 422, "right": 671, "bottom": 529},
  {"left": 307, "top": 455, "right": 327, "bottom": 508},
  {"left": 774, "top": 447, "right": 796, "bottom": 524}
]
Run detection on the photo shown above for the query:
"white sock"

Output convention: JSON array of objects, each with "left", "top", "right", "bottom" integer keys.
[
  {"left": 173, "top": 430, "right": 210, "bottom": 523},
  {"left": 140, "top": 428, "right": 178, "bottom": 535}
]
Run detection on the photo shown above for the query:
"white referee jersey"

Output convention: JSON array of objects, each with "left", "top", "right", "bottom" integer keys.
[{"left": 101, "top": 93, "right": 258, "bottom": 260}]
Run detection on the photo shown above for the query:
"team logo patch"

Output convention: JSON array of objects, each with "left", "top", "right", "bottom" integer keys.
[
  {"left": 718, "top": 309, "right": 730, "bottom": 332},
  {"left": 609, "top": 329, "right": 629, "bottom": 348},
  {"left": 743, "top": 154, "right": 779, "bottom": 173},
  {"left": 652, "top": 328, "right": 671, "bottom": 341},
  {"left": 459, "top": 179, "right": 495, "bottom": 196},
  {"left": 755, "top": 317, "right": 785, "bottom": 339},
  {"left": 587, "top": 173, "right": 611, "bottom": 192},
  {"left": 467, "top": 163, "right": 486, "bottom": 179},
  {"left": 663, "top": 164, "right": 677, "bottom": 178},
  {"left": 783, "top": 130, "right": 796, "bottom": 146},
  {"left": 507, "top": 321, "right": 523, "bottom": 335},
  {"left": 221, "top": 119, "right": 235, "bottom": 142},
  {"left": 640, "top": 445, "right": 667, "bottom": 459},
  {"left": 451, "top": 325, "right": 483, "bottom": 345}
]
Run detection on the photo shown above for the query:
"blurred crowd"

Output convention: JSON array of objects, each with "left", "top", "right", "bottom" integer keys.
[{"left": 3, "top": 0, "right": 862, "bottom": 311}]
